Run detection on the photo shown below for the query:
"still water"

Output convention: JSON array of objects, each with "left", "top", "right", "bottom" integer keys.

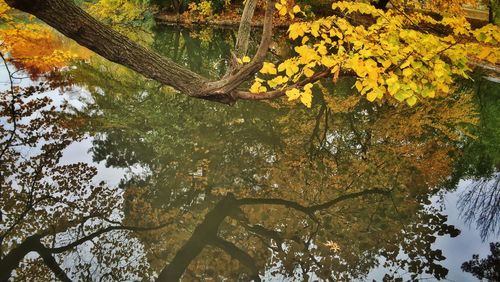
[{"left": 0, "top": 26, "right": 499, "bottom": 281}]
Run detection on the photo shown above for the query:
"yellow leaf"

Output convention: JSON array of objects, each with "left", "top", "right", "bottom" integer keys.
[
  {"left": 406, "top": 96, "right": 417, "bottom": 106},
  {"left": 260, "top": 62, "right": 277, "bottom": 74},
  {"left": 304, "top": 83, "right": 314, "bottom": 92},
  {"left": 477, "top": 47, "right": 490, "bottom": 59},
  {"left": 402, "top": 68, "right": 413, "bottom": 77},
  {"left": 304, "top": 67, "right": 314, "bottom": 77},
  {"left": 250, "top": 81, "right": 262, "bottom": 93},
  {"left": 366, "top": 91, "right": 378, "bottom": 102},
  {"left": 288, "top": 23, "right": 306, "bottom": 40},
  {"left": 400, "top": 56, "right": 414, "bottom": 69},
  {"left": 285, "top": 88, "right": 301, "bottom": 101},
  {"left": 382, "top": 60, "right": 391, "bottom": 68},
  {"left": 300, "top": 91, "right": 312, "bottom": 108},
  {"left": 355, "top": 80, "right": 363, "bottom": 92},
  {"left": 477, "top": 48, "right": 491, "bottom": 59},
  {"left": 322, "top": 56, "right": 336, "bottom": 68},
  {"left": 242, "top": 56, "right": 251, "bottom": 63},
  {"left": 310, "top": 22, "right": 320, "bottom": 37},
  {"left": 276, "top": 3, "right": 287, "bottom": 16},
  {"left": 486, "top": 53, "right": 497, "bottom": 64},
  {"left": 268, "top": 75, "right": 288, "bottom": 88}
]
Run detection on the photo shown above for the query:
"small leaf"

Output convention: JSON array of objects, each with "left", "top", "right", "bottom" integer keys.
[
  {"left": 366, "top": 91, "right": 378, "bottom": 102},
  {"left": 300, "top": 91, "right": 312, "bottom": 108},
  {"left": 406, "top": 96, "right": 417, "bottom": 106},
  {"left": 285, "top": 88, "right": 301, "bottom": 100}
]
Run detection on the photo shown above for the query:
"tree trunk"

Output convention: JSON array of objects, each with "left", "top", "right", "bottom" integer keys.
[
  {"left": 5, "top": 0, "right": 277, "bottom": 104},
  {"left": 156, "top": 194, "right": 238, "bottom": 281}
]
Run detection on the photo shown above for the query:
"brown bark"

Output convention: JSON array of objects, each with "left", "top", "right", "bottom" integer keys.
[
  {"left": 5, "top": 0, "right": 211, "bottom": 97},
  {"left": 203, "top": 0, "right": 276, "bottom": 97},
  {"left": 4, "top": 0, "right": 277, "bottom": 104}
]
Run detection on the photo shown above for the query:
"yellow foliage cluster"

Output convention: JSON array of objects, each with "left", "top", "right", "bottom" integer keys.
[
  {"left": 275, "top": 0, "right": 301, "bottom": 19},
  {"left": 84, "top": 0, "right": 154, "bottom": 44},
  {"left": 86, "top": 0, "right": 148, "bottom": 23},
  {"left": 251, "top": 1, "right": 500, "bottom": 108},
  {"left": 188, "top": 0, "right": 214, "bottom": 19}
]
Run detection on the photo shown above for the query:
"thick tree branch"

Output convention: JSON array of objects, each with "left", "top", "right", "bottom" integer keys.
[
  {"left": 5, "top": 0, "right": 208, "bottom": 97},
  {"left": 210, "top": 236, "right": 261, "bottom": 281},
  {"left": 0, "top": 234, "right": 42, "bottom": 281},
  {"left": 156, "top": 194, "right": 238, "bottom": 281},
  {"left": 4, "top": 0, "right": 282, "bottom": 105},
  {"left": 37, "top": 246, "right": 72, "bottom": 282}
]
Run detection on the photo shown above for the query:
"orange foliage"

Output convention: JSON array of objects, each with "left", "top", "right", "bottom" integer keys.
[{"left": 0, "top": 1, "right": 89, "bottom": 78}]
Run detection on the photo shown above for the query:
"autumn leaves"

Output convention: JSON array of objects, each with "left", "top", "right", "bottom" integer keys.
[
  {"left": 0, "top": 1, "right": 84, "bottom": 78},
  {"left": 248, "top": 1, "right": 500, "bottom": 108}
]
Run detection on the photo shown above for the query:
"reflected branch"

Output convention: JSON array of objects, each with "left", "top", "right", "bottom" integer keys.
[
  {"left": 49, "top": 220, "right": 173, "bottom": 254},
  {"left": 458, "top": 173, "right": 500, "bottom": 240},
  {"left": 237, "top": 188, "right": 390, "bottom": 218},
  {"left": 210, "top": 236, "right": 261, "bottom": 281},
  {"left": 38, "top": 246, "right": 72, "bottom": 282}
]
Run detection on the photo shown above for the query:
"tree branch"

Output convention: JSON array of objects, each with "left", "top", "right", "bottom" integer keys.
[
  {"left": 49, "top": 220, "right": 172, "bottom": 254},
  {"left": 0, "top": 234, "right": 42, "bottom": 281},
  {"left": 156, "top": 194, "right": 238, "bottom": 281},
  {"left": 5, "top": 0, "right": 209, "bottom": 97},
  {"left": 237, "top": 188, "right": 390, "bottom": 218},
  {"left": 202, "top": 0, "right": 276, "bottom": 98},
  {"left": 37, "top": 246, "right": 72, "bottom": 282},
  {"left": 4, "top": 0, "right": 282, "bottom": 104},
  {"left": 233, "top": 68, "right": 334, "bottom": 100},
  {"left": 210, "top": 236, "right": 261, "bottom": 281}
]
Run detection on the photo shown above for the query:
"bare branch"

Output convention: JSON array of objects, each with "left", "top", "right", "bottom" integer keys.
[
  {"left": 237, "top": 188, "right": 390, "bottom": 217},
  {"left": 49, "top": 220, "right": 173, "bottom": 254}
]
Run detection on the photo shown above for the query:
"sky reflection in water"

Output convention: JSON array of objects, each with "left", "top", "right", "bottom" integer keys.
[{"left": 0, "top": 26, "right": 499, "bottom": 281}]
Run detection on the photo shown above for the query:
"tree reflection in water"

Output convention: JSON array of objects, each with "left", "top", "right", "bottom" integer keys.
[
  {"left": 461, "top": 242, "right": 500, "bottom": 281},
  {"left": 0, "top": 27, "right": 499, "bottom": 281}
]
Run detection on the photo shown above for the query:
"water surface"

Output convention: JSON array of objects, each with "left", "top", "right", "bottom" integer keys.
[{"left": 1, "top": 25, "right": 499, "bottom": 281}]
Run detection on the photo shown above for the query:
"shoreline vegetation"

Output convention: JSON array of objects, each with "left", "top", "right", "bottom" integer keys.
[
  {"left": 155, "top": 3, "right": 491, "bottom": 27},
  {"left": 154, "top": 3, "right": 498, "bottom": 79}
]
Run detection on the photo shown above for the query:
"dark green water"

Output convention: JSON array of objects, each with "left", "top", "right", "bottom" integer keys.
[{"left": 0, "top": 26, "right": 499, "bottom": 281}]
